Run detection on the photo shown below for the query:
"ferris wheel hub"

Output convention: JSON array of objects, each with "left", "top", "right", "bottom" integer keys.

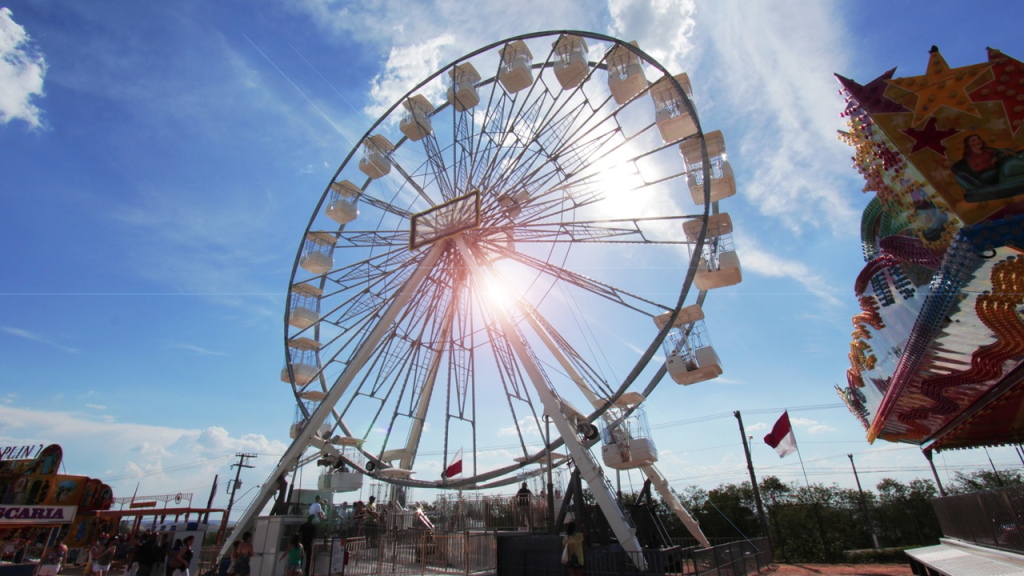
[{"left": 409, "top": 190, "right": 482, "bottom": 250}]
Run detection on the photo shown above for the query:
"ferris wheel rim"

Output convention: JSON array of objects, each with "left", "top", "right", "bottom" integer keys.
[{"left": 282, "top": 30, "right": 716, "bottom": 490}]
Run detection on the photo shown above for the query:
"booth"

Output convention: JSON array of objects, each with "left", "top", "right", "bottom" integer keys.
[{"left": 0, "top": 445, "right": 113, "bottom": 576}]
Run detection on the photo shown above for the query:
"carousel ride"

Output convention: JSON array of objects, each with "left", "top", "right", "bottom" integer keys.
[{"left": 227, "top": 31, "right": 742, "bottom": 567}]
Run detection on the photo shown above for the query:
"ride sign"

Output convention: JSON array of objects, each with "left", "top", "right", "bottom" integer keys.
[{"left": 0, "top": 505, "right": 77, "bottom": 524}]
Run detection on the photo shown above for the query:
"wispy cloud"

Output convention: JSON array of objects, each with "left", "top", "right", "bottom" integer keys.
[
  {"left": 699, "top": 0, "right": 859, "bottom": 234},
  {"left": 736, "top": 234, "right": 842, "bottom": 306},
  {"left": 0, "top": 8, "right": 47, "bottom": 128},
  {"left": 84, "top": 403, "right": 107, "bottom": 410},
  {"left": 172, "top": 344, "right": 228, "bottom": 357},
  {"left": 365, "top": 34, "right": 454, "bottom": 119},
  {"left": 790, "top": 416, "right": 836, "bottom": 435},
  {"left": 2, "top": 326, "right": 79, "bottom": 353},
  {"left": 498, "top": 417, "right": 541, "bottom": 438},
  {"left": 607, "top": 0, "right": 697, "bottom": 74}
]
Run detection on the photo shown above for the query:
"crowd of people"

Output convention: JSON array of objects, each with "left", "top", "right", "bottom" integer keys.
[{"left": 42, "top": 530, "right": 202, "bottom": 576}]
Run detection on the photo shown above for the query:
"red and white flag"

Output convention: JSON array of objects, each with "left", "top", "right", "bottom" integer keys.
[
  {"left": 764, "top": 411, "right": 798, "bottom": 458},
  {"left": 442, "top": 448, "right": 463, "bottom": 479}
]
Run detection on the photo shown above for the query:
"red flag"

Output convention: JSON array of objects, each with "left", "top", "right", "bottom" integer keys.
[
  {"left": 442, "top": 448, "right": 463, "bottom": 479},
  {"left": 764, "top": 411, "right": 798, "bottom": 458}
]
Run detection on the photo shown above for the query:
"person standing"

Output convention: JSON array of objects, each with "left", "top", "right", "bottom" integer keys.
[
  {"left": 172, "top": 536, "right": 194, "bottom": 576},
  {"left": 516, "top": 483, "right": 533, "bottom": 529},
  {"left": 562, "top": 522, "right": 585, "bottom": 576},
  {"left": 92, "top": 537, "right": 116, "bottom": 576},
  {"left": 165, "top": 539, "right": 181, "bottom": 576},
  {"left": 234, "top": 532, "right": 254, "bottom": 576},
  {"left": 40, "top": 535, "right": 67, "bottom": 575},
  {"left": 298, "top": 517, "right": 316, "bottom": 576},
  {"left": 278, "top": 535, "right": 303, "bottom": 576},
  {"left": 135, "top": 533, "right": 161, "bottom": 576},
  {"left": 308, "top": 496, "right": 326, "bottom": 522}
]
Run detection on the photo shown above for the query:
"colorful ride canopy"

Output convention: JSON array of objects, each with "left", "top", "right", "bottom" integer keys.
[{"left": 836, "top": 46, "right": 1024, "bottom": 451}]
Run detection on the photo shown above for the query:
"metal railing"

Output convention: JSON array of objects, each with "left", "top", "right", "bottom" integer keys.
[
  {"left": 431, "top": 495, "right": 548, "bottom": 532},
  {"left": 309, "top": 529, "right": 496, "bottom": 576},
  {"left": 932, "top": 484, "right": 1024, "bottom": 553},
  {"left": 693, "top": 537, "right": 772, "bottom": 576},
  {"left": 495, "top": 535, "right": 771, "bottom": 576}
]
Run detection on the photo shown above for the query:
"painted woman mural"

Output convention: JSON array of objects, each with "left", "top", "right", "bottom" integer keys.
[{"left": 953, "top": 134, "right": 1024, "bottom": 202}]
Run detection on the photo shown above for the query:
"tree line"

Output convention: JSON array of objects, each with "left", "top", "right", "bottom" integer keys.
[{"left": 642, "top": 469, "right": 1024, "bottom": 562}]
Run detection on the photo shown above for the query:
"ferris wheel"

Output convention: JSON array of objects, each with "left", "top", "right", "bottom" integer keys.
[{"left": 232, "top": 31, "right": 742, "bottom": 562}]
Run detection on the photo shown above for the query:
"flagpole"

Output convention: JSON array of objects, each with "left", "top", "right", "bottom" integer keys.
[{"left": 789, "top": 414, "right": 811, "bottom": 487}]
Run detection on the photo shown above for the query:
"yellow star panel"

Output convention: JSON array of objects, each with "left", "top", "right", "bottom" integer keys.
[{"left": 887, "top": 48, "right": 991, "bottom": 128}]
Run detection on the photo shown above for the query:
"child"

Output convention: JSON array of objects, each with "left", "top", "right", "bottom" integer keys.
[{"left": 278, "top": 535, "right": 303, "bottom": 576}]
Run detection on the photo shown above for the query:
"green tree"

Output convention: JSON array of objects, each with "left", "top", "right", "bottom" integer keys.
[
  {"left": 948, "top": 469, "right": 1024, "bottom": 494},
  {"left": 874, "top": 478, "right": 940, "bottom": 547}
]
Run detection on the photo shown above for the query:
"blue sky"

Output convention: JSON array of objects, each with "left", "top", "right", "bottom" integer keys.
[{"left": 2, "top": 0, "right": 1024, "bottom": 521}]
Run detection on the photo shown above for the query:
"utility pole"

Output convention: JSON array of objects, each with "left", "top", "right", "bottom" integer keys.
[
  {"left": 734, "top": 411, "right": 768, "bottom": 536},
  {"left": 848, "top": 454, "right": 880, "bottom": 549},
  {"left": 923, "top": 450, "right": 946, "bottom": 497},
  {"left": 984, "top": 447, "right": 1004, "bottom": 487},
  {"left": 225, "top": 453, "right": 256, "bottom": 530},
  {"left": 205, "top": 474, "right": 218, "bottom": 525}
]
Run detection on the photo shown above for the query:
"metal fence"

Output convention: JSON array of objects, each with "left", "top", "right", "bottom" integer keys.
[
  {"left": 196, "top": 546, "right": 223, "bottom": 576},
  {"left": 693, "top": 537, "right": 772, "bottom": 576},
  {"left": 495, "top": 534, "right": 772, "bottom": 576},
  {"left": 309, "top": 530, "right": 496, "bottom": 575},
  {"left": 932, "top": 484, "right": 1024, "bottom": 553},
  {"left": 430, "top": 495, "right": 548, "bottom": 532}
]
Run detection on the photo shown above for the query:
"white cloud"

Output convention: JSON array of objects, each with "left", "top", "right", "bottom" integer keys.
[
  {"left": 2, "top": 326, "right": 80, "bottom": 353},
  {"left": 0, "top": 405, "right": 287, "bottom": 503},
  {"left": 698, "top": 1, "right": 858, "bottom": 234},
  {"left": 0, "top": 8, "right": 46, "bottom": 128},
  {"left": 365, "top": 34, "right": 454, "bottom": 119},
  {"left": 607, "top": 0, "right": 697, "bottom": 75},
  {"left": 790, "top": 416, "right": 836, "bottom": 434},
  {"left": 736, "top": 235, "right": 842, "bottom": 306},
  {"left": 85, "top": 403, "right": 107, "bottom": 411},
  {"left": 498, "top": 417, "right": 541, "bottom": 438},
  {"left": 746, "top": 422, "right": 767, "bottom": 432}
]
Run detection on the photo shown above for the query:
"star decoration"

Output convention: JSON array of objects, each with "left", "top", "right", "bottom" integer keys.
[
  {"left": 900, "top": 117, "right": 962, "bottom": 155},
  {"left": 835, "top": 68, "right": 909, "bottom": 115},
  {"left": 969, "top": 47, "right": 1024, "bottom": 134},
  {"left": 887, "top": 46, "right": 992, "bottom": 127}
]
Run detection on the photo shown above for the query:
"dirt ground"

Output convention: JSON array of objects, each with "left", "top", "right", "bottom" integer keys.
[{"left": 762, "top": 563, "right": 913, "bottom": 575}]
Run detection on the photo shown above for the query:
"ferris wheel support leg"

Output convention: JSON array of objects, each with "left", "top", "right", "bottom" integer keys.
[
  {"left": 641, "top": 463, "right": 710, "bottom": 548},
  {"left": 218, "top": 243, "right": 445, "bottom": 558},
  {"left": 454, "top": 237, "right": 648, "bottom": 572}
]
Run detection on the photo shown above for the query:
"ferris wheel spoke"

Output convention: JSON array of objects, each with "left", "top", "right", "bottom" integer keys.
[
  {"left": 340, "top": 259, "right": 459, "bottom": 453},
  {"left": 475, "top": 291, "right": 545, "bottom": 462},
  {"left": 323, "top": 250, "right": 420, "bottom": 298},
  {"left": 320, "top": 229, "right": 411, "bottom": 249},
  {"left": 355, "top": 189, "right": 414, "bottom": 220},
  {"left": 387, "top": 152, "right": 441, "bottom": 207},
  {"left": 396, "top": 275, "right": 461, "bottom": 471},
  {"left": 480, "top": 240, "right": 673, "bottom": 315},
  {"left": 513, "top": 295, "right": 619, "bottom": 405},
  {"left": 419, "top": 132, "right": 457, "bottom": 201},
  {"left": 509, "top": 217, "right": 698, "bottom": 244},
  {"left": 474, "top": 88, "right": 542, "bottom": 188}
]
